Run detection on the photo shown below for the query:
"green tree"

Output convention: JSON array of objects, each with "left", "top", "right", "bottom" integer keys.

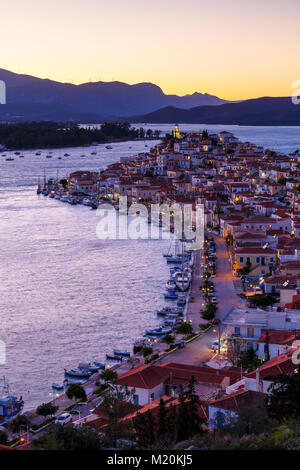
[
  {"left": 102, "top": 383, "right": 137, "bottom": 447},
  {"left": 8, "top": 414, "right": 30, "bottom": 434},
  {"left": 100, "top": 368, "right": 118, "bottom": 383},
  {"left": 267, "top": 368, "right": 300, "bottom": 421},
  {"left": 0, "top": 430, "right": 8, "bottom": 445},
  {"left": 176, "top": 322, "right": 193, "bottom": 335},
  {"left": 31, "top": 424, "right": 103, "bottom": 450},
  {"left": 66, "top": 383, "right": 87, "bottom": 402},
  {"left": 141, "top": 346, "right": 153, "bottom": 357},
  {"left": 237, "top": 348, "right": 263, "bottom": 371},
  {"left": 162, "top": 334, "right": 174, "bottom": 345},
  {"left": 134, "top": 409, "right": 156, "bottom": 449},
  {"left": 157, "top": 398, "right": 168, "bottom": 438},
  {"left": 36, "top": 402, "right": 58, "bottom": 417}
]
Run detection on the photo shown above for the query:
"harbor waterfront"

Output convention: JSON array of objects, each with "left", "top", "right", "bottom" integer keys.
[{"left": 1, "top": 125, "right": 300, "bottom": 412}]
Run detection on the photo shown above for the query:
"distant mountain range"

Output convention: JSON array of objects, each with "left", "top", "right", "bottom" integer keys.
[
  {"left": 130, "top": 97, "right": 300, "bottom": 126},
  {"left": 0, "top": 69, "right": 298, "bottom": 125},
  {"left": 0, "top": 68, "right": 227, "bottom": 122}
]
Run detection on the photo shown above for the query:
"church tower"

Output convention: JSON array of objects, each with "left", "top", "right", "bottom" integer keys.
[{"left": 173, "top": 124, "right": 180, "bottom": 139}]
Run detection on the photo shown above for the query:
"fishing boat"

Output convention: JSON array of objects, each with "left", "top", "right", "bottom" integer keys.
[
  {"left": 93, "top": 361, "right": 105, "bottom": 370},
  {"left": 164, "top": 292, "right": 178, "bottom": 300},
  {"left": 68, "top": 198, "right": 77, "bottom": 205},
  {"left": 0, "top": 377, "right": 24, "bottom": 423},
  {"left": 52, "top": 383, "right": 64, "bottom": 391},
  {"left": 175, "top": 272, "right": 191, "bottom": 292},
  {"left": 157, "top": 306, "right": 183, "bottom": 316},
  {"left": 106, "top": 354, "right": 123, "bottom": 361},
  {"left": 146, "top": 327, "right": 172, "bottom": 336},
  {"left": 78, "top": 362, "right": 99, "bottom": 374},
  {"left": 113, "top": 349, "right": 130, "bottom": 357},
  {"left": 165, "top": 279, "right": 177, "bottom": 291},
  {"left": 64, "top": 368, "right": 91, "bottom": 379}
]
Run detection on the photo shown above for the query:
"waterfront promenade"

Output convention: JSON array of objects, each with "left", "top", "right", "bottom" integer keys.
[{"left": 158, "top": 234, "right": 245, "bottom": 366}]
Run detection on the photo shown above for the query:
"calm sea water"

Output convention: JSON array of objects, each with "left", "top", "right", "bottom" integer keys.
[{"left": 0, "top": 126, "right": 299, "bottom": 409}]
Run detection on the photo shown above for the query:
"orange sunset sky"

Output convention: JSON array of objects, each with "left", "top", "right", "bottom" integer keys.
[{"left": 2, "top": 0, "right": 299, "bottom": 100}]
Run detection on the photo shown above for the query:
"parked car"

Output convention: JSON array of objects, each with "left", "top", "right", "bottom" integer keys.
[{"left": 55, "top": 413, "right": 72, "bottom": 425}]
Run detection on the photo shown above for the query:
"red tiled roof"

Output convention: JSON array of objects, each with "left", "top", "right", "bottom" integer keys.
[
  {"left": 117, "top": 364, "right": 170, "bottom": 389},
  {"left": 246, "top": 349, "right": 298, "bottom": 380},
  {"left": 208, "top": 388, "right": 266, "bottom": 412},
  {"left": 258, "top": 329, "right": 300, "bottom": 346}
]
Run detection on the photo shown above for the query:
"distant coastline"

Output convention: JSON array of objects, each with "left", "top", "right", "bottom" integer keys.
[{"left": 0, "top": 122, "right": 161, "bottom": 151}]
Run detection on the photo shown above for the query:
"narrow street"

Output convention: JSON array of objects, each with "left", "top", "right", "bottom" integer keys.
[{"left": 158, "top": 234, "right": 244, "bottom": 366}]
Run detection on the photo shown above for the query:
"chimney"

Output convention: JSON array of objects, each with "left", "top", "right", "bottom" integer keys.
[{"left": 256, "top": 368, "right": 260, "bottom": 392}]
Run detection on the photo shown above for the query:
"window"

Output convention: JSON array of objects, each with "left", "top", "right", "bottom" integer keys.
[
  {"left": 134, "top": 395, "right": 139, "bottom": 405},
  {"left": 256, "top": 257, "right": 260, "bottom": 263},
  {"left": 270, "top": 257, "right": 274, "bottom": 263},
  {"left": 246, "top": 257, "right": 251, "bottom": 265},
  {"left": 234, "top": 327, "right": 240, "bottom": 334},
  {"left": 247, "top": 342, "right": 254, "bottom": 350},
  {"left": 247, "top": 327, "right": 254, "bottom": 338},
  {"left": 239, "top": 257, "right": 244, "bottom": 263},
  {"left": 150, "top": 393, "right": 154, "bottom": 401}
]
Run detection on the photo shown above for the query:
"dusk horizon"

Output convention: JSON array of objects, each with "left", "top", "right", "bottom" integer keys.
[{"left": 1, "top": 0, "right": 300, "bottom": 459}]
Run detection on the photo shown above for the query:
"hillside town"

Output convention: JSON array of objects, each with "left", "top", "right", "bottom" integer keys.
[{"left": 4, "top": 126, "right": 300, "bottom": 450}]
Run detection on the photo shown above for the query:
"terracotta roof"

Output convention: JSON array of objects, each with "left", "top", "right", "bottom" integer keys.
[
  {"left": 117, "top": 364, "right": 170, "bottom": 389},
  {"left": 208, "top": 388, "right": 265, "bottom": 412},
  {"left": 258, "top": 329, "right": 300, "bottom": 346},
  {"left": 235, "top": 247, "right": 276, "bottom": 254},
  {"left": 246, "top": 349, "right": 298, "bottom": 380}
]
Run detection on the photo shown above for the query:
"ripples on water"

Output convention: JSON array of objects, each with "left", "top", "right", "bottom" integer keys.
[{"left": 0, "top": 127, "right": 300, "bottom": 409}]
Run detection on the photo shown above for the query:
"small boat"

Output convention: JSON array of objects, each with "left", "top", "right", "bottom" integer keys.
[
  {"left": 164, "top": 292, "right": 178, "bottom": 300},
  {"left": 0, "top": 377, "right": 24, "bottom": 423},
  {"left": 60, "top": 195, "right": 69, "bottom": 203},
  {"left": 5, "top": 157, "right": 14, "bottom": 161},
  {"left": 105, "top": 145, "right": 113, "bottom": 150},
  {"left": 166, "top": 280, "right": 177, "bottom": 290},
  {"left": 58, "top": 157, "right": 62, "bottom": 160},
  {"left": 37, "top": 188, "right": 42, "bottom": 195},
  {"left": 19, "top": 155, "right": 24, "bottom": 158},
  {"left": 36, "top": 152, "right": 41, "bottom": 156},
  {"left": 64, "top": 368, "right": 91, "bottom": 379},
  {"left": 146, "top": 327, "right": 172, "bottom": 336},
  {"left": 113, "top": 349, "right": 130, "bottom": 357},
  {"left": 49, "top": 193, "right": 55, "bottom": 199},
  {"left": 91, "top": 152, "right": 97, "bottom": 155},
  {"left": 106, "top": 354, "right": 123, "bottom": 361},
  {"left": 64, "top": 153, "right": 70, "bottom": 157},
  {"left": 80, "top": 155, "right": 86, "bottom": 158},
  {"left": 14, "top": 151, "right": 20, "bottom": 155},
  {"left": 52, "top": 383, "right": 64, "bottom": 391},
  {"left": 68, "top": 198, "right": 77, "bottom": 205},
  {"left": 78, "top": 362, "right": 99, "bottom": 374},
  {"left": 46, "top": 155, "right": 52, "bottom": 159},
  {"left": 157, "top": 306, "right": 183, "bottom": 316},
  {"left": 93, "top": 361, "right": 105, "bottom": 370}
]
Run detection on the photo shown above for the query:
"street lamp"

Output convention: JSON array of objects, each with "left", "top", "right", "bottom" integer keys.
[{"left": 212, "top": 319, "right": 221, "bottom": 355}]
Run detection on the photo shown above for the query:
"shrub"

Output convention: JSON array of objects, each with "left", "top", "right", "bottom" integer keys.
[
  {"left": 176, "top": 322, "right": 193, "bottom": 335},
  {"left": 66, "top": 383, "right": 87, "bottom": 402},
  {"left": 36, "top": 402, "right": 58, "bottom": 417}
]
